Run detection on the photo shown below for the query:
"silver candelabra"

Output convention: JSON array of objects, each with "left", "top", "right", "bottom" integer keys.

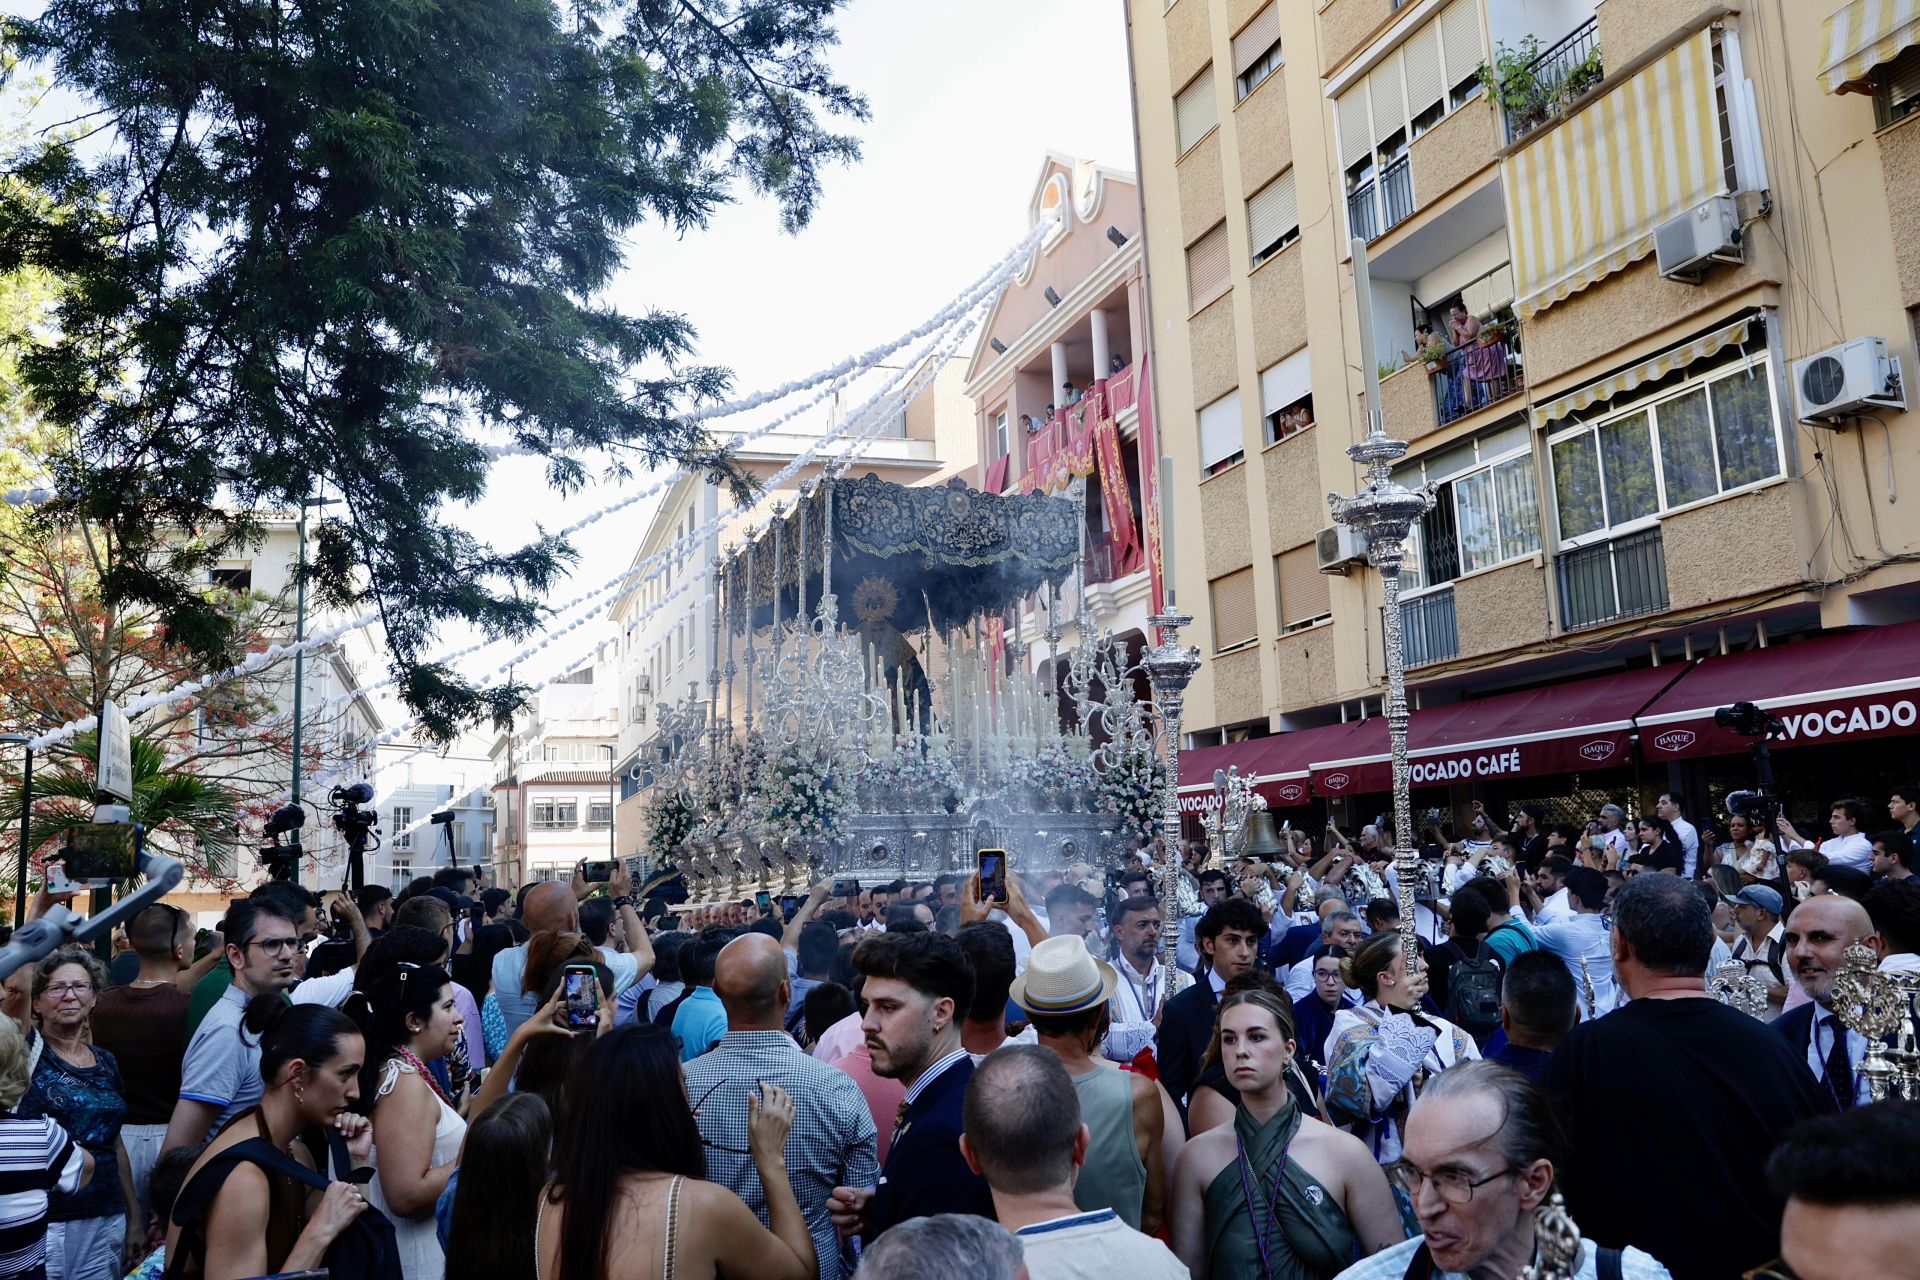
[
  {"left": 1327, "top": 238, "right": 1436, "bottom": 978},
  {"left": 1144, "top": 607, "right": 1200, "bottom": 1004}
]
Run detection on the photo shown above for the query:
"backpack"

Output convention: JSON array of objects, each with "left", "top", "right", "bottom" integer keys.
[
  {"left": 1445, "top": 922, "right": 1522, "bottom": 1040},
  {"left": 166, "top": 1129, "right": 402, "bottom": 1280}
]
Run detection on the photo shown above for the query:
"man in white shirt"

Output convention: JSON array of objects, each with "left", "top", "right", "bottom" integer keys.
[
  {"left": 1725, "top": 884, "right": 1789, "bottom": 1017},
  {"left": 1657, "top": 791, "right": 1700, "bottom": 878},
  {"left": 1597, "top": 804, "right": 1633, "bottom": 862},
  {"left": 1777, "top": 799, "right": 1874, "bottom": 874},
  {"left": 1104, "top": 895, "right": 1188, "bottom": 1063},
  {"left": 960, "top": 1045, "right": 1186, "bottom": 1280},
  {"left": 1530, "top": 867, "right": 1619, "bottom": 1017},
  {"left": 1531, "top": 855, "right": 1575, "bottom": 927}
]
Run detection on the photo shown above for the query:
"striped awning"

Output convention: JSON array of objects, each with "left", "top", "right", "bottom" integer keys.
[
  {"left": 1534, "top": 316, "right": 1755, "bottom": 426},
  {"left": 1502, "top": 29, "right": 1726, "bottom": 321},
  {"left": 1819, "top": 0, "right": 1920, "bottom": 94}
]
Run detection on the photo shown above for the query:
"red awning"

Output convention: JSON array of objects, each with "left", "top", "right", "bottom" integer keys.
[
  {"left": 1176, "top": 722, "right": 1368, "bottom": 813},
  {"left": 1308, "top": 664, "right": 1684, "bottom": 796},
  {"left": 1636, "top": 621, "right": 1920, "bottom": 762}
]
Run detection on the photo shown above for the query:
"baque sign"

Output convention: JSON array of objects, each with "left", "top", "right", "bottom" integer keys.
[{"left": 1641, "top": 688, "right": 1920, "bottom": 761}]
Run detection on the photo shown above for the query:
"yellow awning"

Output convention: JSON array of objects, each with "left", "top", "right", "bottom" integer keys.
[
  {"left": 1534, "top": 317, "right": 1754, "bottom": 426},
  {"left": 1819, "top": 0, "right": 1920, "bottom": 94},
  {"left": 1502, "top": 30, "right": 1726, "bottom": 321}
]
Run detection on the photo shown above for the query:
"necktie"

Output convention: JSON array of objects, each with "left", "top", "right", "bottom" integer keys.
[
  {"left": 1821, "top": 1014, "right": 1856, "bottom": 1109},
  {"left": 891, "top": 1098, "right": 911, "bottom": 1148}
]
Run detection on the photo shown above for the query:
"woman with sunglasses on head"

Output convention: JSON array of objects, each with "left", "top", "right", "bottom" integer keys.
[
  {"left": 1633, "top": 817, "right": 1684, "bottom": 875},
  {"left": 537, "top": 1022, "right": 816, "bottom": 1280},
  {"left": 165, "top": 1001, "right": 378, "bottom": 1278},
  {"left": 1170, "top": 988, "right": 1404, "bottom": 1279},
  {"left": 17, "top": 945, "right": 136, "bottom": 1278},
  {"left": 347, "top": 961, "right": 469, "bottom": 1280}
]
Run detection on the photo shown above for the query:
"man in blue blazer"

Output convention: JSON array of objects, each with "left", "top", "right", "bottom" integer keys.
[
  {"left": 1156, "top": 896, "right": 1266, "bottom": 1122},
  {"left": 828, "top": 931, "right": 994, "bottom": 1241}
]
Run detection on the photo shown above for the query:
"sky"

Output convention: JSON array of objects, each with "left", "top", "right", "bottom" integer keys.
[{"left": 458, "top": 0, "right": 1139, "bottom": 688}]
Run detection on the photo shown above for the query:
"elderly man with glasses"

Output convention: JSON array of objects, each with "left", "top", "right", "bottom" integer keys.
[
  {"left": 1334, "top": 1061, "right": 1670, "bottom": 1280},
  {"left": 162, "top": 898, "right": 305, "bottom": 1153}
]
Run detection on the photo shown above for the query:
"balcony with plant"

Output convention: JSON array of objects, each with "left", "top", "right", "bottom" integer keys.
[{"left": 1482, "top": 19, "right": 1604, "bottom": 144}]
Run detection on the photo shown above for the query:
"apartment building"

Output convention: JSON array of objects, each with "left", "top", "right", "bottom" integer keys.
[
  {"left": 372, "top": 729, "right": 497, "bottom": 891},
  {"left": 963, "top": 154, "right": 1165, "bottom": 680},
  {"left": 1129, "top": 0, "right": 1920, "bottom": 827},
  {"left": 490, "top": 648, "right": 620, "bottom": 884},
  {"left": 608, "top": 373, "right": 976, "bottom": 855}
]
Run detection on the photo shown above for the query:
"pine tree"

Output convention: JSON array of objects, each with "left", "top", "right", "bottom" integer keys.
[{"left": 0, "top": 0, "right": 866, "bottom": 739}]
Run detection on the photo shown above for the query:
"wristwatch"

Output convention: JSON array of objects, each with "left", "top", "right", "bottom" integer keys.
[{"left": 612, "top": 895, "right": 637, "bottom": 910}]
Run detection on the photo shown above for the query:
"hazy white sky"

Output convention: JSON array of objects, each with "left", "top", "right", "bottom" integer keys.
[{"left": 459, "top": 0, "right": 1138, "bottom": 687}]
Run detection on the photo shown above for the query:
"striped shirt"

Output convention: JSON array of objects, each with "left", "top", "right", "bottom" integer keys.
[{"left": 0, "top": 1114, "right": 87, "bottom": 1279}]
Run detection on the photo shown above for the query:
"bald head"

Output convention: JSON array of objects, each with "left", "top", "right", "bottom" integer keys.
[
  {"left": 1785, "top": 894, "right": 1881, "bottom": 1006},
  {"left": 522, "top": 882, "right": 578, "bottom": 935},
  {"left": 714, "top": 932, "right": 790, "bottom": 1028}
]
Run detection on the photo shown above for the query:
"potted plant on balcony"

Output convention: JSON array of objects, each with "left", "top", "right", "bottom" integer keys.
[
  {"left": 1564, "top": 47, "right": 1605, "bottom": 101},
  {"left": 1419, "top": 337, "right": 1449, "bottom": 372},
  {"left": 1478, "top": 38, "right": 1547, "bottom": 131}
]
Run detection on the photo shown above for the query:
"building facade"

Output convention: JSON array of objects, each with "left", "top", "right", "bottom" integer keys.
[
  {"left": 1128, "top": 0, "right": 1920, "bottom": 829},
  {"left": 373, "top": 729, "right": 497, "bottom": 891},
  {"left": 490, "top": 649, "right": 620, "bottom": 884},
  {"left": 963, "top": 155, "right": 1163, "bottom": 688}
]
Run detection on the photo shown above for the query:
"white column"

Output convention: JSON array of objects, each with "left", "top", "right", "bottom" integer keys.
[
  {"left": 1090, "top": 309, "right": 1110, "bottom": 381},
  {"left": 1050, "top": 342, "right": 1069, "bottom": 406}
]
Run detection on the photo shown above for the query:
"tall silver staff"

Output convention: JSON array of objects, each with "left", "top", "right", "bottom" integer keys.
[{"left": 1327, "top": 238, "right": 1435, "bottom": 977}]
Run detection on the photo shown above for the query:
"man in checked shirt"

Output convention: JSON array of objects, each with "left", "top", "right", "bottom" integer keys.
[{"left": 684, "top": 933, "right": 880, "bottom": 1280}]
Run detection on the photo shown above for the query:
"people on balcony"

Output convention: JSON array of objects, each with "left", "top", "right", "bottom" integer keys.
[
  {"left": 1108, "top": 354, "right": 1128, "bottom": 377},
  {"left": 1021, "top": 413, "right": 1041, "bottom": 436},
  {"left": 1061, "top": 381, "right": 1083, "bottom": 407},
  {"left": 1448, "top": 307, "right": 1510, "bottom": 412}
]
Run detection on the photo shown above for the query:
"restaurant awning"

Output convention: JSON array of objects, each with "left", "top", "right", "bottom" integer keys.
[
  {"left": 1819, "top": 0, "right": 1920, "bottom": 95},
  {"left": 1636, "top": 621, "right": 1920, "bottom": 762},
  {"left": 1176, "top": 722, "right": 1370, "bottom": 814},
  {"left": 1308, "top": 665, "right": 1685, "bottom": 797},
  {"left": 1501, "top": 28, "right": 1725, "bottom": 319}
]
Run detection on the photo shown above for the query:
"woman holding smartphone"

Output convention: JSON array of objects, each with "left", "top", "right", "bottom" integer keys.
[
  {"left": 350, "top": 961, "right": 468, "bottom": 1280},
  {"left": 537, "top": 1023, "right": 817, "bottom": 1280}
]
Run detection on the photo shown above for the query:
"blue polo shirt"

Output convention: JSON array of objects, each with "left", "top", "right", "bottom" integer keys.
[{"left": 671, "top": 986, "right": 726, "bottom": 1061}]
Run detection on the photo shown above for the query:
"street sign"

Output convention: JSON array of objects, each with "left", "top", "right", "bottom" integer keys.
[{"left": 97, "top": 699, "right": 133, "bottom": 803}]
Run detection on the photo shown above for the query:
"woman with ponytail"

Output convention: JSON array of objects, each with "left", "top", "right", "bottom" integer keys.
[
  {"left": 348, "top": 961, "right": 468, "bottom": 1279},
  {"left": 165, "top": 998, "right": 381, "bottom": 1278},
  {"left": 1170, "top": 987, "right": 1403, "bottom": 1278},
  {"left": 1324, "top": 933, "right": 1479, "bottom": 1165}
]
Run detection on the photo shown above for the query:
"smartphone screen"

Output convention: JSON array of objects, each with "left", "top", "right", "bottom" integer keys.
[
  {"left": 583, "top": 861, "right": 613, "bottom": 883},
  {"left": 977, "top": 848, "right": 1008, "bottom": 905},
  {"left": 65, "top": 823, "right": 136, "bottom": 884},
  {"left": 832, "top": 879, "right": 861, "bottom": 898},
  {"left": 755, "top": 891, "right": 771, "bottom": 911},
  {"left": 563, "top": 965, "right": 599, "bottom": 1031}
]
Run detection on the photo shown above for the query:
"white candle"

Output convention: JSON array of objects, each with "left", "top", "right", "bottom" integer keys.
[{"left": 1159, "top": 455, "right": 1177, "bottom": 606}]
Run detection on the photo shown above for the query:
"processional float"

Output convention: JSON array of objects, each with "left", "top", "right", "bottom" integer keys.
[{"left": 638, "top": 471, "right": 1201, "bottom": 944}]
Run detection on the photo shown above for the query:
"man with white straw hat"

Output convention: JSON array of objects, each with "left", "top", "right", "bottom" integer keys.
[{"left": 1010, "top": 936, "right": 1170, "bottom": 1236}]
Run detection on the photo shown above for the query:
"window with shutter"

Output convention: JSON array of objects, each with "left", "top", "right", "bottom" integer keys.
[
  {"left": 1260, "top": 347, "right": 1314, "bottom": 443},
  {"left": 1233, "top": 5, "right": 1283, "bottom": 100},
  {"left": 1276, "top": 545, "right": 1330, "bottom": 631},
  {"left": 1402, "top": 22, "right": 1445, "bottom": 129},
  {"left": 1247, "top": 171, "right": 1299, "bottom": 265},
  {"left": 1878, "top": 45, "right": 1920, "bottom": 125},
  {"left": 1175, "top": 71, "right": 1219, "bottom": 154},
  {"left": 1369, "top": 61, "right": 1409, "bottom": 154},
  {"left": 1335, "top": 83, "right": 1372, "bottom": 169},
  {"left": 1198, "top": 390, "right": 1244, "bottom": 474},
  {"left": 1210, "top": 567, "right": 1258, "bottom": 651},
  {"left": 1186, "top": 222, "right": 1230, "bottom": 312},
  {"left": 1438, "top": 0, "right": 1485, "bottom": 101}
]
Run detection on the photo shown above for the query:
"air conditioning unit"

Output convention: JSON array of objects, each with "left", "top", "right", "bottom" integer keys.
[
  {"left": 1794, "top": 337, "right": 1907, "bottom": 423},
  {"left": 1316, "top": 525, "right": 1369, "bottom": 574},
  {"left": 1654, "top": 195, "right": 1743, "bottom": 282}
]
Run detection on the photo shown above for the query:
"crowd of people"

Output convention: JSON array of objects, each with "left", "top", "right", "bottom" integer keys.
[{"left": 0, "top": 784, "right": 1913, "bottom": 1278}]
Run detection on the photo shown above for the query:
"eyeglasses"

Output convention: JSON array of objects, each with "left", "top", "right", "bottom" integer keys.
[
  {"left": 248, "top": 936, "right": 302, "bottom": 955},
  {"left": 1386, "top": 1160, "right": 1518, "bottom": 1205},
  {"left": 1743, "top": 1263, "right": 1800, "bottom": 1280},
  {"left": 40, "top": 983, "right": 93, "bottom": 998},
  {"left": 686, "top": 1077, "right": 753, "bottom": 1156}
]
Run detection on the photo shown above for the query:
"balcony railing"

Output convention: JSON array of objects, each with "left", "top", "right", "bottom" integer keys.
[
  {"left": 1348, "top": 156, "right": 1415, "bottom": 244},
  {"left": 1428, "top": 320, "right": 1525, "bottom": 427},
  {"left": 1556, "top": 527, "right": 1668, "bottom": 630},
  {"left": 1399, "top": 587, "right": 1459, "bottom": 667},
  {"left": 1498, "top": 19, "right": 1604, "bottom": 144}
]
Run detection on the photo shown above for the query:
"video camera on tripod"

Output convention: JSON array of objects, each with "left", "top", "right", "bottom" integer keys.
[
  {"left": 260, "top": 802, "right": 306, "bottom": 881},
  {"left": 330, "top": 782, "right": 380, "bottom": 892},
  {"left": 1715, "top": 700, "right": 1787, "bottom": 831}
]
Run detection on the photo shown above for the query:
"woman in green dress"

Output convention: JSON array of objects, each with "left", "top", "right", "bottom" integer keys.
[{"left": 1170, "top": 988, "right": 1405, "bottom": 1279}]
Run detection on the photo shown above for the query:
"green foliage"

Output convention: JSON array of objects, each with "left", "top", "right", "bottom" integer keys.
[
  {"left": 0, "top": 0, "right": 867, "bottom": 741},
  {"left": 0, "top": 730, "right": 249, "bottom": 883}
]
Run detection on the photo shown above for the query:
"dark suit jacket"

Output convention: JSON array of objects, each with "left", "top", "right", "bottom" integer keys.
[
  {"left": 1266, "top": 921, "right": 1322, "bottom": 971},
  {"left": 1156, "top": 976, "right": 1220, "bottom": 1120},
  {"left": 868, "top": 1056, "right": 994, "bottom": 1239},
  {"left": 1770, "top": 1003, "right": 1818, "bottom": 1058}
]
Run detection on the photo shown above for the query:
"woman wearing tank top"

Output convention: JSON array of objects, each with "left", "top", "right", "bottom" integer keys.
[{"left": 533, "top": 1024, "right": 816, "bottom": 1280}]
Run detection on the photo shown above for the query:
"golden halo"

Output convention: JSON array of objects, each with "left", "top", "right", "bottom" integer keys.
[{"left": 852, "top": 575, "right": 898, "bottom": 625}]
